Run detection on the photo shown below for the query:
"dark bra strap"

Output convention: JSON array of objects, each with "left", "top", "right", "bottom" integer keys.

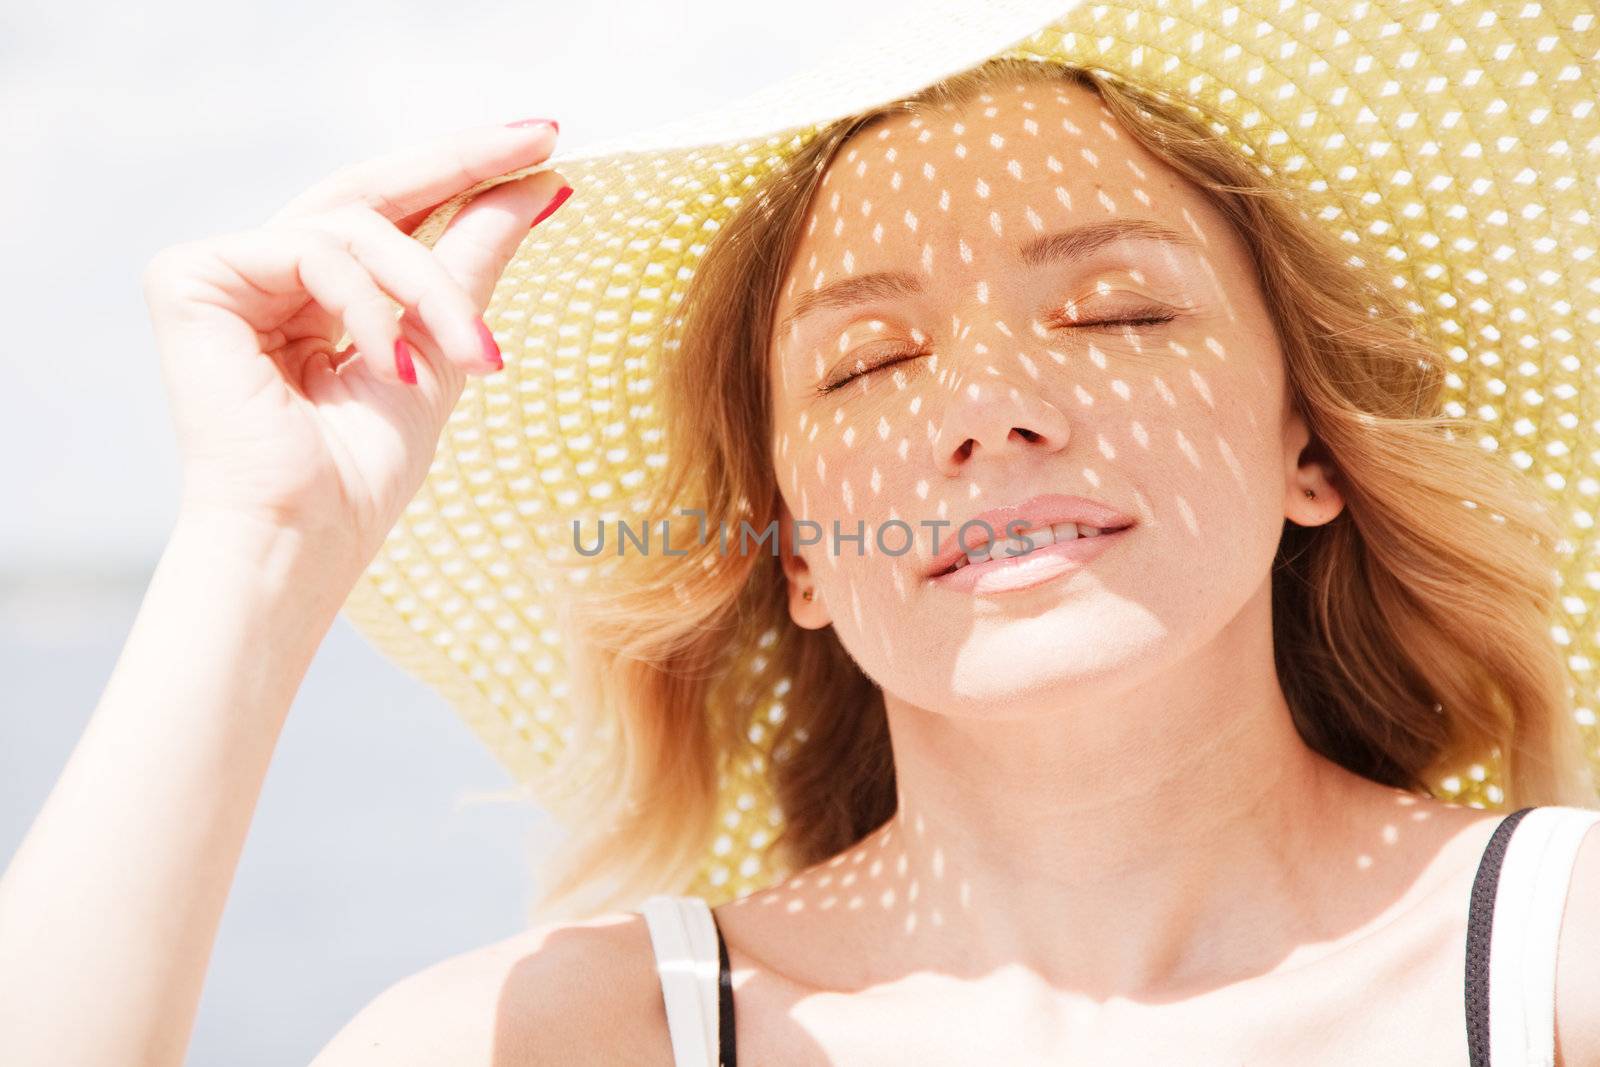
[
  {"left": 711, "top": 908, "right": 736, "bottom": 1066},
  {"left": 1463, "top": 805, "right": 1537, "bottom": 1066}
]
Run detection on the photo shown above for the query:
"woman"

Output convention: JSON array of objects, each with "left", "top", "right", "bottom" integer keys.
[{"left": 2, "top": 47, "right": 1597, "bottom": 1067}]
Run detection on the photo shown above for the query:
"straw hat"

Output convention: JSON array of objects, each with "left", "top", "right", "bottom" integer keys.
[{"left": 337, "top": 0, "right": 1600, "bottom": 906}]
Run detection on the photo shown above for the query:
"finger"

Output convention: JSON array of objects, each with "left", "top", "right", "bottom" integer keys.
[
  {"left": 269, "top": 121, "right": 560, "bottom": 228},
  {"left": 429, "top": 169, "right": 573, "bottom": 309},
  {"left": 280, "top": 204, "right": 502, "bottom": 377},
  {"left": 172, "top": 229, "right": 417, "bottom": 387},
  {"left": 294, "top": 240, "right": 418, "bottom": 386}
]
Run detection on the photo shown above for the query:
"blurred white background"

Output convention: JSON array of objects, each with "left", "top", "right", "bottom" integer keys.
[{"left": 0, "top": 1, "right": 922, "bottom": 1062}]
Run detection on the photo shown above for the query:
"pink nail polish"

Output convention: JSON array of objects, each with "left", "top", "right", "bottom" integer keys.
[
  {"left": 475, "top": 320, "right": 503, "bottom": 371},
  {"left": 394, "top": 338, "right": 417, "bottom": 385},
  {"left": 530, "top": 185, "right": 574, "bottom": 229},
  {"left": 504, "top": 118, "right": 559, "bottom": 133}
]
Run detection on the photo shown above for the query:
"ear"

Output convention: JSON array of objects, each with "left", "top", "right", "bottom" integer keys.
[
  {"left": 1283, "top": 404, "right": 1345, "bottom": 528},
  {"left": 776, "top": 496, "right": 831, "bottom": 630}
]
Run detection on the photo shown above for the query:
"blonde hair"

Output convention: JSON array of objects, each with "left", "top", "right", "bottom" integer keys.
[{"left": 525, "top": 57, "right": 1597, "bottom": 922}]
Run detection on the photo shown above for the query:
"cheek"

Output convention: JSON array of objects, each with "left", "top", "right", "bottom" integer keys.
[
  {"left": 775, "top": 400, "right": 918, "bottom": 519},
  {"left": 1125, "top": 398, "right": 1288, "bottom": 567},
  {"left": 774, "top": 426, "right": 934, "bottom": 607},
  {"left": 783, "top": 451, "right": 902, "bottom": 551},
  {"left": 1116, "top": 345, "right": 1280, "bottom": 458}
]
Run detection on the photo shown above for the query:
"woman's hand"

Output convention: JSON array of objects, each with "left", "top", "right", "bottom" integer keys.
[
  {"left": 141, "top": 119, "right": 571, "bottom": 575},
  {"left": 0, "top": 122, "right": 571, "bottom": 1067}
]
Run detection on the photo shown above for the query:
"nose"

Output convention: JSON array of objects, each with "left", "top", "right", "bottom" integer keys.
[{"left": 929, "top": 360, "right": 1071, "bottom": 478}]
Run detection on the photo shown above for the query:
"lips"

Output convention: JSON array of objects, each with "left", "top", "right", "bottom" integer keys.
[
  {"left": 930, "top": 523, "right": 1133, "bottom": 593},
  {"left": 922, "top": 492, "right": 1137, "bottom": 578},
  {"left": 928, "top": 518, "right": 1139, "bottom": 575}
]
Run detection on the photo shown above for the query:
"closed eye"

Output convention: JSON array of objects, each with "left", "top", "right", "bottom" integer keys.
[
  {"left": 1049, "top": 304, "right": 1179, "bottom": 331},
  {"left": 813, "top": 307, "right": 1179, "bottom": 396},
  {"left": 814, "top": 347, "right": 930, "bottom": 396}
]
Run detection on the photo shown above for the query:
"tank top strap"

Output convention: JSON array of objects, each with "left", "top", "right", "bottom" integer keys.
[
  {"left": 1464, "top": 804, "right": 1600, "bottom": 1067},
  {"left": 640, "top": 893, "right": 724, "bottom": 1067}
]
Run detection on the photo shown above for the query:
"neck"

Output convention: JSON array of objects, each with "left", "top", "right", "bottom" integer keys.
[{"left": 790, "top": 584, "right": 1425, "bottom": 999}]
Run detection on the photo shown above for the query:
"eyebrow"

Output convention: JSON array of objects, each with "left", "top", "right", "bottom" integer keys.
[{"left": 775, "top": 218, "right": 1199, "bottom": 335}]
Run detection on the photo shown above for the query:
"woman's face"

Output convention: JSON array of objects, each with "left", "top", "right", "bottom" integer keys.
[{"left": 766, "top": 78, "right": 1332, "bottom": 715}]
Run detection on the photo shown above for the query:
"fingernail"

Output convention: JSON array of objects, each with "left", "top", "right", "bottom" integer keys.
[
  {"left": 531, "top": 185, "right": 573, "bottom": 229},
  {"left": 394, "top": 337, "right": 417, "bottom": 385},
  {"left": 475, "top": 319, "right": 503, "bottom": 371},
  {"left": 504, "top": 118, "right": 559, "bottom": 133}
]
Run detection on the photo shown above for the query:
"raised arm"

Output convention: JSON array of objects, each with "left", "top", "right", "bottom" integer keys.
[
  {"left": 0, "top": 509, "right": 360, "bottom": 1064},
  {"left": 0, "top": 120, "right": 571, "bottom": 1067}
]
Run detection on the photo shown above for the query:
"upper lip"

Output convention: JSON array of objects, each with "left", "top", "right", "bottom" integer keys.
[{"left": 923, "top": 493, "right": 1137, "bottom": 578}]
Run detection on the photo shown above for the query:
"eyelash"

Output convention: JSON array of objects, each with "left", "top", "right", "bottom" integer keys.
[{"left": 814, "top": 306, "right": 1179, "bottom": 396}]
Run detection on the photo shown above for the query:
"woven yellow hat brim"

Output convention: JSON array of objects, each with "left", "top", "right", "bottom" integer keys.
[{"left": 339, "top": 0, "right": 1600, "bottom": 905}]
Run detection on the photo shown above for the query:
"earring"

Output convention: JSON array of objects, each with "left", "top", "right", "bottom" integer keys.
[
  {"left": 802, "top": 588, "right": 814, "bottom": 601},
  {"left": 1304, "top": 489, "right": 1316, "bottom": 499}
]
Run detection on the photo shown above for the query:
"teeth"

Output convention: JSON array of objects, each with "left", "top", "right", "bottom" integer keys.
[{"left": 947, "top": 521, "right": 1109, "bottom": 572}]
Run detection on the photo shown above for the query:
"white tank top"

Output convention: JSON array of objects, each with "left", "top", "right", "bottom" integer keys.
[{"left": 640, "top": 804, "right": 1600, "bottom": 1067}]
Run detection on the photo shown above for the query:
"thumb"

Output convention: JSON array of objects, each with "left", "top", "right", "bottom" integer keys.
[{"left": 428, "top": 170, "right": 573, "bottom": 310}]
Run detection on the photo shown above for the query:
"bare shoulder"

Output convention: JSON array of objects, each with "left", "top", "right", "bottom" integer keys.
[
  {"left": 307, "top": 907, "right": 674, "bottom": 1067},
  {"left": 1555, "top": 813, "right": 1600, "bottom": 1067}
]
